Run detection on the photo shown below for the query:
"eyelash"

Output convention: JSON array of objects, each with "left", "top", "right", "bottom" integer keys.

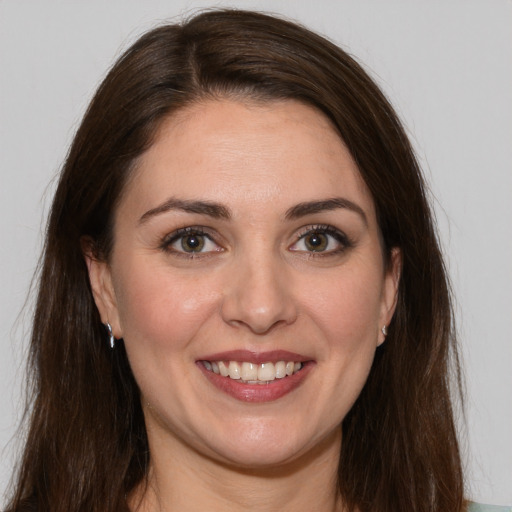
[
  {"left": 292, "top": 224, "right": 353, "bottom": 257},
  {"left": 160, "top": 226, "right": 221, "bottom": 259},
  {"left": 160, "top": 224, "right": 353, "bottom": 259}
]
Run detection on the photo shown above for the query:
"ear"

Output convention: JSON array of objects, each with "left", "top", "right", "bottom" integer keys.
[
  {"left": 378, "top": 247, "right": 401, "bottom": 346},
  {"left": 81, "top": 237, "right": 122, "bottom": 338}
]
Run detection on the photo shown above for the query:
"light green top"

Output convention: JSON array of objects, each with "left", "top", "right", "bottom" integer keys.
[{"left": 468, "top": 503, "right": 512, "bottom": 512}]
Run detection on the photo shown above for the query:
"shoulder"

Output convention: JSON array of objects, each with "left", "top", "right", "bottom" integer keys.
[{"left": 468, "top": 503, "right": 512, "bottom": 512}]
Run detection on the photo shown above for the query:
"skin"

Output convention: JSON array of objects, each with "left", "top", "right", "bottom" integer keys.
[{"left": 86, "top": 99, "right": 400, "bottom": 512}]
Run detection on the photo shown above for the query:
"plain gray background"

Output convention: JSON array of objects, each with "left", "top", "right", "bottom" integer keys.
[{"left": 1, "top": 0, "right": 511, "bottom": 506}]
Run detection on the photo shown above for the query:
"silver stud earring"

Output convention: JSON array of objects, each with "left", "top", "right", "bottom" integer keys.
[
  {"left": 106, "top": 322, "right": 115, "bottom": 349},
  {"left": 381, "top": 325, "right": 388, "bottom": 336}
]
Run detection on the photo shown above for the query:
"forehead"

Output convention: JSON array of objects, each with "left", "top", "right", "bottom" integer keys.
[{"left": 121, "top": 99, "right": 375, "bottom": 221}]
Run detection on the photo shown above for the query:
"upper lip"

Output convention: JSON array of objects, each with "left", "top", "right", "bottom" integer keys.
[{"left": 198, "top": 349, "right": 312, "bottom": 364}]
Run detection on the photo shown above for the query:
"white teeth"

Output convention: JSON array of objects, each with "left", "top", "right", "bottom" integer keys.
[
  {"left": 275, "top": 361, "right": 286, "bottom": 379},
  {"left": 202, "top": 360, "right": 304, "bottom": 382},
  {"left": 218, "top": 361, "right": 229, "bottom": 377},
  {"left": 258, "top": 362, "right": 276, "bottom": 381},
  {"left": 228, "top": 361, "right": 241, "bottom": 379},
  {"left": 241, "top": 362, "right": 258, "bottom": 381}
]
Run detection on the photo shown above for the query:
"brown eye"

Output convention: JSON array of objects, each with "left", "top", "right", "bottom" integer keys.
[
  {"left": 164, "top": 227, "right": 223, "bottom": 257},
  {"left": 304, "top": 232, "right": 328, "bottom": 252},
  {"left": 181, "top": 234, "right": 205, "bottom": 252},
  {"left": 289, "top": 225, "right": 351, "bottom": 256}
]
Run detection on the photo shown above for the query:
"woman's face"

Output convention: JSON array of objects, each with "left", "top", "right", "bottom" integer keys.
[{"left": 88, "top": 99, "right": 400, "bottom": 468}]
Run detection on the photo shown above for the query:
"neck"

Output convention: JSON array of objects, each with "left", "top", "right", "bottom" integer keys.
[{"left": 129, "top": 427, "right": 344, "bottom": 512}]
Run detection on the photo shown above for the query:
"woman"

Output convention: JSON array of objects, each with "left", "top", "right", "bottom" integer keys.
[{"left": 4, "top": 9, "right": 507, "bottom": 512}]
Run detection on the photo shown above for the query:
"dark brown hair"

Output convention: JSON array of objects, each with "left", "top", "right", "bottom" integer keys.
[{"left": 6, "top": 9, "right": 464, "bottom": 512}]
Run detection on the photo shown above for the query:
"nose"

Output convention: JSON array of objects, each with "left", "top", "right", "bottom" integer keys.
[{"left": 220, "top": 251, "right": 298, "bottom": 335}]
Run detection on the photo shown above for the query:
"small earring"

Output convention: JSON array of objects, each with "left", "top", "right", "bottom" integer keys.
[
  {"left": 381, "top": 325, "right": 388, "bottom": 336},
  {"left": 105, "top": 322, "right": 115, "bottom": 349}
]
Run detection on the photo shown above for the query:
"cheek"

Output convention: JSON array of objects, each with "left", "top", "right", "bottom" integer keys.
[
  {"left": 299, "top": 259, "right": 384, "bottom": 408},
  {"left": 112, "top": 259, "right": 221, "bottom": 355},
  {"left": 304, "top": 264, "right": 384, "bottom": 346},
  {"left": 305, "top": 266, "right": 383, "bottom": 414}
]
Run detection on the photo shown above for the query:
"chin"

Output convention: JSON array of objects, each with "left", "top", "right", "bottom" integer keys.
[
  {"left": 204, "top": 419, "right": 338, "bottom": 470},
  {"left": 214, "top": 442, "right": 309, "bottom": 470}
]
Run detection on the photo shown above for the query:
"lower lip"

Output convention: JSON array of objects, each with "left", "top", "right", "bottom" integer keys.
[{"left": 197, "top": 361, "right": 314, "bottom": 403}]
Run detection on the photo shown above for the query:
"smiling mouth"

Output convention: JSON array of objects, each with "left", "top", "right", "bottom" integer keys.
[{"left": 200, "top": 360, "right": 304, "bottom": 384}]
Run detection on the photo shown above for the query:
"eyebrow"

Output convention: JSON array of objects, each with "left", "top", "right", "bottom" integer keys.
[
  {"left": 285, "top": 197, "right": 367, "bottom": 225},
  {"left": 138, "top": 196, "right": 367, "bottom": 225},
  {"left": 139, "top": 198, "right": 231, "bottom": 224}
]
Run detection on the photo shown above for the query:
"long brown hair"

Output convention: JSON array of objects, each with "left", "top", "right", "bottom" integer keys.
[{"left": 6, "top": 9, "right": 464, "bottom": 512}]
